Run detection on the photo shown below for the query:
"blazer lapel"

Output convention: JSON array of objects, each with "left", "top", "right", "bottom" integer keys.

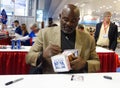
[
  {"left": 108, "top": 22, "right": 112, "bottom": 38},
  {"left": 52, "top": 27, "right": 61, "bottom": 47},
  {"left": 75, "top": 30, "right": 83, "bottom": 56}
]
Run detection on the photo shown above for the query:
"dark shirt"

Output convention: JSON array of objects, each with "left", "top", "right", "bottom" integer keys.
[
  {"left": 21, "top": 32, "right": 30, "bottom": 46},
  {"left": 60, "top": 30, "right": 87, "bottom": 73},
  {"left": 61, "top": 30, "right": 76, "bottom": 52},
  {"left": 15, "top": 26, "right": 22, "bottom": 35}
]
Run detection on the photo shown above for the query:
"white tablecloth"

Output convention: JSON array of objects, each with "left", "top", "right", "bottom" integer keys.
[
  {"left": 0, "top": 46, "right": 114, "bottom": 53},
  {"left": 0, "top": 73, "right": 120, "bottom": 88},
  {"left": 96, "top": 46, "right": 114, "bottom": 53},
  {"left": 0, "top": 46, "right": 31, "bottom": 52}
]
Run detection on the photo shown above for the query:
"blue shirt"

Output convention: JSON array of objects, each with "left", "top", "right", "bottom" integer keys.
[
  {"left": 29, "top": 31, "right": 36, "bottom": 45},
  {"left": 29, "top": 31, "right": 36, "bottom": 38}
]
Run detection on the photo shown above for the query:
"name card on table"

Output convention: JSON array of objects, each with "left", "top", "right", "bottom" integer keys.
[{"left": 51, "top": 49, "right": 78, "bottom": 72}]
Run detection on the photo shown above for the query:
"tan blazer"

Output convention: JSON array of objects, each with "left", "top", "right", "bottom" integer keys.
[{"left": 26, "top": 26, "right": 100, "bottom": 73}]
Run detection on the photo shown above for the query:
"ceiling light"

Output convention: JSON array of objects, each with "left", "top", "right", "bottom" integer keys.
[
  {"left": 103, "top": 5, "right": 106, "bottom": 8},
  {"left": 80, "top": 3, "right": 85, "bottom": 7},
  {"left": 88, "top": 10, "right": 92, "bottom": 15},
  {"left": 106, "top": 7, "right": 109, "bottom": 9},
  {"left": 109, "top": 6, "right": 112, "bottom": 8},
  {"left": 75, "top": 3, "right": 79, "bottom": 6},
  {"left": 113, "top": 1, "right": 117, "bottom": 3}
]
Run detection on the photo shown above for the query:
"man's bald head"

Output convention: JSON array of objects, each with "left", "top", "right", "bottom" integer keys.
[
  {"left": 60, "top": 4, "right": 80, "bottom": 34},
  {"left": 61, "top": 4, "right": 80, "bottom": 18}
]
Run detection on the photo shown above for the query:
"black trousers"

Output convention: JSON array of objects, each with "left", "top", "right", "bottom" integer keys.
[{"left": 29, "top": 66, "right": 42, "bottom": 74}]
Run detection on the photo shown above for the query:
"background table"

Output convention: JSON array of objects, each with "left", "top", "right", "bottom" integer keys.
[
  {"left": 0, "top": 46, "right": 30, "bottom": 75},
  {"left": 96, "top": 47, "right": 119, "bottom": 72},
  {"left": 0, "top": 46, "right": 119, "bottom": 75},
  {"left": 0, "top": 37, "right": 11, "bottom": 45},
  {"left": 0, "top": 73, "right": 120, "bottom": 88}
]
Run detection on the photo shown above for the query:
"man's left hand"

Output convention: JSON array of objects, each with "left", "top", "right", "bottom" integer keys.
[{"left": 70, "top": 57, "right": 86, "bottom": 71}]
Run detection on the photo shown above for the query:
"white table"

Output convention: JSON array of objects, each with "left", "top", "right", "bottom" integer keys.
[
  {"left": 0, "top": 45, "right": 114, "bottom": 53},
  {"left": 0, "top": 45, "right": 30, "bottom": 52},
  {"left": 96, "top": 46, "right": 114, "bottom": 53},
  {"left": 0, "top": 73, "right": 120, "bottom": 88}
]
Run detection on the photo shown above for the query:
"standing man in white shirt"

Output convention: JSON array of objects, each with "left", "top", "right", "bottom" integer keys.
[{"left": 95, "top": 11, "right": 118, "bottom": 51}]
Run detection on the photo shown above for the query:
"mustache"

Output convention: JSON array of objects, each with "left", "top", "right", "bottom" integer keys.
[{"left": 62, "top": 25, "right": 74, "bottom": 30}]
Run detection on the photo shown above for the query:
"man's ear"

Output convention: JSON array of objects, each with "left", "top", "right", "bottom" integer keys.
[
  {"left": 59, "top": 14, "right": 61, "bottom": 18},
  {"left": 77, "top": 18, "right": 80, "bottom": 21}
]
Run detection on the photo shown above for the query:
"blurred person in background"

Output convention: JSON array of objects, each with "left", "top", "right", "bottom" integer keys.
[
  {"left": 0, "top": 22, "right": 9, "bottom": 38},
  {"left": 77, "top": 24, "right": 84, "bottom": 32},
  {"left": 48, "top": 17, "right": 58, "bottom": 27},
  {"left": 95, "top": 11, "right": 118, "bottom": 51},
  {"left": 20, "top": 23, "right": 30, "bottom": 46},
  {"left": 14, "top": 20, "right": 22, "bottom": 35},
  {"left": 89, "top": 27, "right": 95, "bottom": 37},
  {"left": 19, "top": 23, "right": 39, "bottom": 45}
]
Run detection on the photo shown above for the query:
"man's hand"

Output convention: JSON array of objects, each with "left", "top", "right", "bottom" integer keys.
[
  {"left": 70, "top": 57, "right": 86, "bottom": 71},
  {"left": 43, "top": 43, "right": 61, "bottom": 59}
]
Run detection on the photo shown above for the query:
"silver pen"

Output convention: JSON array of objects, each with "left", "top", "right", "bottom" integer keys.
[{"left": 5, "top": 78, "right": 24, "bottom": 86}]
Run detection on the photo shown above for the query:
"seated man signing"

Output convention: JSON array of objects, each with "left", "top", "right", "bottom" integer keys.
[{"left": 26, "top": 4, "right": 100, "bottom": 74}]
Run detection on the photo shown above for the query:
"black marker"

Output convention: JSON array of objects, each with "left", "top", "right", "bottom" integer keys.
[
  {"left": 71, "top": 75, "right": 74, "bottom": 81},
  {"left": 5, "top": 78, "right": 24, "bottom": 86},
  {"left": 103, "top": 76, "right": 112, "bottom": 80}
]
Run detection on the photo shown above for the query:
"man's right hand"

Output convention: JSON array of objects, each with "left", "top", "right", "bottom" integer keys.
[{"left": 43, "top": 43, "right": 61, "bottom": 59}]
